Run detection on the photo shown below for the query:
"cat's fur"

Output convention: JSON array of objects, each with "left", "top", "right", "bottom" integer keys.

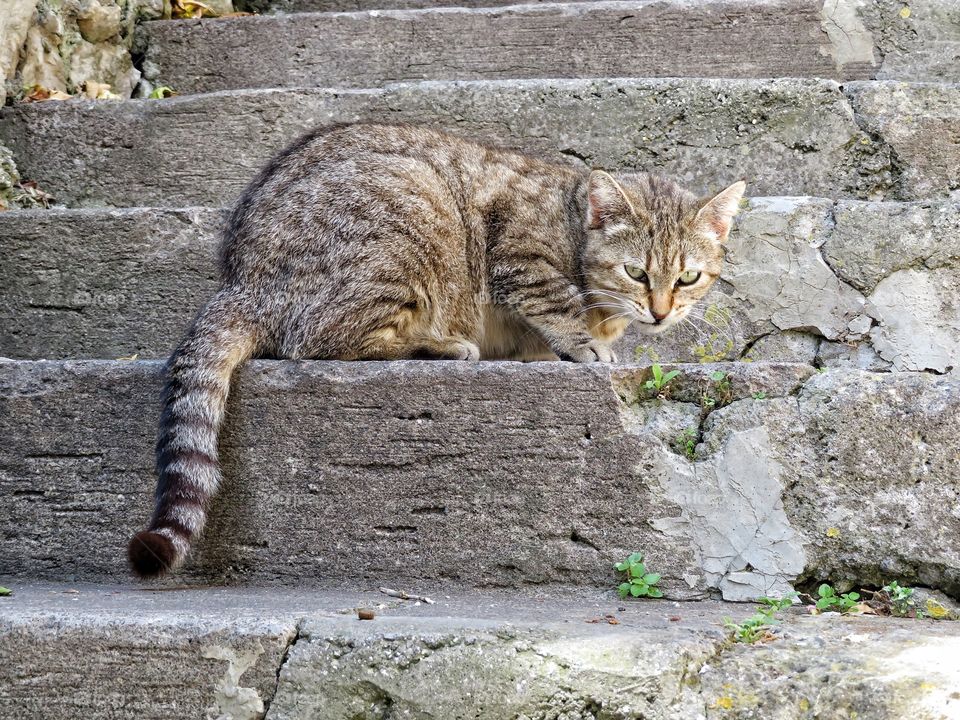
[{"left": 128, "top": 123, "right": 745, "bottom": 578}]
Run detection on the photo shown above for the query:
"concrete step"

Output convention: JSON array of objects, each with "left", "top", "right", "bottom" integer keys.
[
  {"left": 2, "top": 360, "right": 958, "bottom": 601},
  {"left": 2, "top": 199, "right": 958, "bottom": 373},
  {"left": 2, "top": 79, "right": 957, "bottom": 208},
  {"left": 137, "top": 1, "right": 960, "bottom": 95},
  {"left": 2, "top": 581, "right": 959, "bottom": 720}
]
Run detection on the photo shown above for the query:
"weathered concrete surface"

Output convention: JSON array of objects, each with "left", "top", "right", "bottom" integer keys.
[
  {"left": 2, "top": 582, "right": 959, "bottom": 720},
  {"left": 2, "top": 78, "right": 958, "bottom": 207},
  {"left": 846, "top": 81, "right": 960, "bottom": 201},
  {"left": 0, "top": 207, "right": 224, "bottom": 359},
  {"left": 1, "top": 360, "right": 958, "bottom": 601},
  {"left": 0, "top": 581, "right": 298, "bottom": 720},
  {"left": 139, "top": 1, "right": 865, "bottom": 95},
  {"left": 870, "top": 0, "right": 960, "bottom": 83},
  {"left": 4, "top": 199, "right": 957, "bottom": 372},
  {"left": 140, "top": 0, "right": 960, "bottom": 93}
]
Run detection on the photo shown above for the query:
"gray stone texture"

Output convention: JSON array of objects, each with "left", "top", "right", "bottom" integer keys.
[
  {"left": 3, "top": 582, "right": 960, "bottom": 720},
  {"left": 138, "top": 0, "right": 960, "bottom": 94},
  {"left": 2, "top": 78, "right": 959, "bottom": 208},
  {"left": 4, "top": 199, "right": 957, "bottom": 373},
  {"left": 1, "top": 359, "right": 957, "bottom": 601},
  {"left": 139, "top": 1, "right": 856, "bottom": 95}
]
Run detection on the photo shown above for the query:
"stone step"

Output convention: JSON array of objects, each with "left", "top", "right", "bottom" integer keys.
[
  {"left": 2, "top": 581, "right": 959, "bottom": 720},
  {"left": 3, "top": 199, "right": 957, "bottom": 373},
  {"left": 2, "top": 79, "right": 957, "bottom": 208},
  {"left": 2, "top": 360, "right": 958, "bottom": 601},
  {"left": 137, "top": 0, "right": 959, "bottom": 95}
]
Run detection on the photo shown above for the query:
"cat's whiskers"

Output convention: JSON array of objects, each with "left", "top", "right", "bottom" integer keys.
[
  {"left": 682, "top": 310, "right": 734, "bottom": 343},
  {"left": 573, "top": 301, "right": 630, "bottom": 318}
]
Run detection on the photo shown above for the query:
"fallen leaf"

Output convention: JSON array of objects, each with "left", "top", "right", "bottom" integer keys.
[
  {"left": 148, "top": 86, "right": 177, "bottom": 100},
  {"left": 0, "top": 586, "right": 11, "bottom": 597},
  {"left": 117, "top": 353, "right": 139, "bottom": 361},
  {"left": 172, "top": 0, "right": 217, "bottom": 18},
  {"left": 899, "top": 6, "right": 911, "bottom": 19},
  {"left": 23, "top": 85, "right": 73, "bottom": 103},
  {"left": 83, "top": 81, "right": 120, "bottom": 101},
  {"left": 925, "top": 598, "right": 951, "bottom": 620}
]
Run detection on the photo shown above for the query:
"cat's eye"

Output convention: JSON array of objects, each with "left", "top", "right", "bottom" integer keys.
[
  {"left": 625, "top": 264, "right": 648, "bottom": 283},
  {"left": 676, "top": 270, "right": 701, "bottom": 286}
]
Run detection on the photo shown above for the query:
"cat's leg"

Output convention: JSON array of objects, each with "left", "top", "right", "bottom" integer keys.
[
  {"left": 366, "top": 335, "right": 481, "bottom": 361},
  {"left": 495, "top": 274, "right": 615, "bottom": 363}
]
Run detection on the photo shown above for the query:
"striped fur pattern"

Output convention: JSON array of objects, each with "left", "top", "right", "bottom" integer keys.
[{"left": 128, "top": 123, "right": 745, "bottom": 577}]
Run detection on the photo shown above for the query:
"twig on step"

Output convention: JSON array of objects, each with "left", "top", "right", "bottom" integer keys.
[{"left": 379, "top": 587, "right": 435, "bottom": 604}]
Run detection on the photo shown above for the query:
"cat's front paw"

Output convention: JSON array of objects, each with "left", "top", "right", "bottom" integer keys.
[
  {"left": 559, "top": 340, "right": 615, "bottom": 363},
  {"left": 451, "top": 340, "right": 481, "bottom": 362}
]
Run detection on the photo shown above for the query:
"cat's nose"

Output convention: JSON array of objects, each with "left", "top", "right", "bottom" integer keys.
[{"left": 651, "top": 309, "right": 670, "bottom": 323}]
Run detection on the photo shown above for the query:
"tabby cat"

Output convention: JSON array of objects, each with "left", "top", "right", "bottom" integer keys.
[{"left": 128, "top": 123, "right": 745, "bottom": 578}]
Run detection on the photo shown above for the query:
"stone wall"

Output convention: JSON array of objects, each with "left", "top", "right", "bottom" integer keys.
[{"left": 0, "top": 0, "right": 177, "bottom": 106}]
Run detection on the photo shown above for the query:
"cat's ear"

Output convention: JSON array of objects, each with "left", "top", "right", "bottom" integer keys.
[
  {"left": 586, "top": 170, "right": 636, "bottom": 230},
  {"left": 694, "top": 180, "right": 746, "bottom": 242}
]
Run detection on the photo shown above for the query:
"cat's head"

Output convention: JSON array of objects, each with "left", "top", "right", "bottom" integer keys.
[{"left": 580, "top": 170, "right": 745, "bottom": 336}]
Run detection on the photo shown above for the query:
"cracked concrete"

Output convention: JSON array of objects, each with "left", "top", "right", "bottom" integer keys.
[
  {"left": 649, "top": 427, "right": 806, "bottom": 602},
  {"left": 3, "top": 581, "right": 960, "bottom": 720},
  {"left": 1, "top": 359, "right": 957, "bottom": 601}
]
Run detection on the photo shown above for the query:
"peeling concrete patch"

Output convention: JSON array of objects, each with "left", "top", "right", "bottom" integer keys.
[
  {"left": 202, "top": 643, "right": 267, "bottom": 720},
  {"left": 820, "top": 0, "right": 878, "bottom": 70},
  {"left": 649, "top": 427, "right": 806, "bottom": 601},
  {"left": 725, "top": 197, "right": 865, "bottom": 339},
  {"left": 867, "top": 269, "right": 960, "bottom": 372}
]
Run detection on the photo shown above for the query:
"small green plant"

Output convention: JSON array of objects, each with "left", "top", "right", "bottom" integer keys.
[
  {"left": 758, "top": 594, "right": 797, "bottom": 612},
  {"left": 701, "top": 370, "right": 733, "bottom": 408},
  {"left": 751, "top": 391, "right": 767, "bottom": 400},
  {"left": 615, "top": 553, "right": 663, "bottom": 599},
  {"left": 644, "top": 363, "right": 680, "bottom": 394},
  {"left": 882, "top": 581, "right": 916, "bottom": 616},
  {"left": 725, "top": 594, "right": 796, "bottom": 644},
  {"left": 673, "top": 427, "right": 697, "bottom": 460},
  {"left": 815, "top": 583, "right": 860, "bottom": 612},
  {"left": 0, "top": 586, "right": 11, "bottom": 597}
]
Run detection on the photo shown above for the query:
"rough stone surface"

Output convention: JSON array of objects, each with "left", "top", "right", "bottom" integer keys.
[
  {"left": 846, "top": 81, "right": 960, "bottom": 201},
  {"left": 139, "top": 1, "right": 865, "bottom": 95},
  {"left": 1, "top": 360, "right": 957, "bottom": 601},
  {"left": 140, "top": 0, "right": 960, "bottom": 94},
  {"left": 2, "top": 78, "right": 959, "bottom": 207},
  {"left": 2, "top": 582, "right": 960, "bottom": 720},
  {"left": 0, "top": 582, "right": 297, "bottom": 720},
  {"left": 0, "top": 0, "right": 39, "bottom": 106},
  {"left": 5, "top": 199, "right": 957, "bottom": 373},
  {"left": 0, "top": 143, "right": 20, "bottom": 210},
  {"left": 4, "top": 0, "right": 156, "bottom": 101},
  {"left": 871, "top": 0, "right": 960, "bottom": 83},
  {"left": 0, "top": 207, "right": 224, "bottom": 359}
]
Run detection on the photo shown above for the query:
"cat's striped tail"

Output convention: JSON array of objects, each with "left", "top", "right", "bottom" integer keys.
[{"left": 128, "top": 291, "right": 257, "bottom": 578}]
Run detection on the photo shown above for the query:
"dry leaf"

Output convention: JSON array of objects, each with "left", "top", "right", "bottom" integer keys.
[
  {"left": 172, "top": 0, "right": 217, "bottom": 18},
  {"left": 83, "top": 81, "right": 120, "bottom": 100},
  {"left": 23, "top": 85, "right": 73, "bottom": 103}
]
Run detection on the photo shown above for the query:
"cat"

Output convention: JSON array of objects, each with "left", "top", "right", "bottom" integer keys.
[{"left": 128, "top": 123, "right": 745, "bottom": 578}]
